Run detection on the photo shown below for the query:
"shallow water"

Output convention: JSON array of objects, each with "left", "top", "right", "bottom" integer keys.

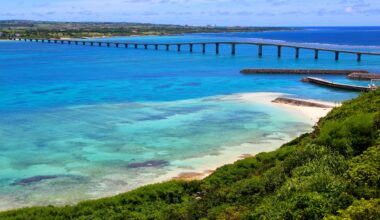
[
  {"left": 0, "top": 27, "right": 380, "bottom": 209},
  {"left": 0, "top": 94, "right": 312, "bottom": 209}
]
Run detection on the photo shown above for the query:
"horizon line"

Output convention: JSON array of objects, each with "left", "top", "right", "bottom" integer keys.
[{"left": 1, "top": 20, "right": 379, "bottom": 28}]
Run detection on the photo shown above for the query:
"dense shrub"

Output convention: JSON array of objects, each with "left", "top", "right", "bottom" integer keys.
[
  {"left": 316, "top": 113, "right": 375, "bottom": 156},
  {"left": 326, "top": 199, "right": 380, "bottom": 220}
]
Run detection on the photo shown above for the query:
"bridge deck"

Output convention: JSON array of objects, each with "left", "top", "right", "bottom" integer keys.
[{"left": 11, "top": 38, "right": 380, "bottom": 58}]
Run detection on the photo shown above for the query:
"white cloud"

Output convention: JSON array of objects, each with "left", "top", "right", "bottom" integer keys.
[{"left": 344, "top": 6, "right": 354, "bottom": 13}]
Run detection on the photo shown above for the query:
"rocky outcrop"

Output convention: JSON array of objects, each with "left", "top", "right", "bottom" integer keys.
[{"left": 272, "top": 97, "right": 334, "bottom": 108}]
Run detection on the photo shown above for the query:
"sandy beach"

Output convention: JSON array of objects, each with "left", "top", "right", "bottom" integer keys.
[
  {"left": 155, "top": 92, "right": 339, "bottom": 181},
  {"left": 238, "top": 93, "right": 338, "bottom": 123}
]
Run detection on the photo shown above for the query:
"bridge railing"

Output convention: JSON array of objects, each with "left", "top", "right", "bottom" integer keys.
[{"left": 11, "top": 38, "right": 380, "bottom": 62}]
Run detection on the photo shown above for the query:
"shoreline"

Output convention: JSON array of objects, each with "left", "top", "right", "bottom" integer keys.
[
  {"left": 0, "top": 92, "right": 337, "bottom": 211},
  {"left": 1, "top": 28, "right": 297, "bottom": 41},
  {"left": 161, "top": 93, "right": 337, "bottom": 181}
]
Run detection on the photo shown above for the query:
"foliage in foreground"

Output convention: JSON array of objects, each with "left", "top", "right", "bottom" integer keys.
[{"left": 1, "top": 89, "right": 380, "bottom": 219}]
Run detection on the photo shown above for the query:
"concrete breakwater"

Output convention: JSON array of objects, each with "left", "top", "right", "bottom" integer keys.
[
  {"left": 347, "top": 73, "right": 380, "bottom": 80},
  {"left": 240, "top": 68, "right": 368, "bottom": 75}
]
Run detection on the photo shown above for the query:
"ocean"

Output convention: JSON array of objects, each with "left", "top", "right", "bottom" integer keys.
[{"left": 0, "top": 27, "right": 379, "bottom": 209}]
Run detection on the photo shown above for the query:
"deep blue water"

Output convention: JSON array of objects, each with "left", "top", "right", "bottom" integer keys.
[
  {"left": 199, "top": 26, "right": 380, "bottom": 48},
  {"left": 0, "top": 27, "right": 379, "bottom": 209},
  {"left": 1, "top": 27, "right": 380, "bottom": 113}
]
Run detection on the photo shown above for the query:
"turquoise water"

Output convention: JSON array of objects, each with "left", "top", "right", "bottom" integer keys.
[{"left": 1, "top": 27, "right": 380, "bottom": 209}]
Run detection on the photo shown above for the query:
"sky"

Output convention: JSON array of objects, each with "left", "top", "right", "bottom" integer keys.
[{"left": 0, "top": 0, "right": 380, "bottom": 26}]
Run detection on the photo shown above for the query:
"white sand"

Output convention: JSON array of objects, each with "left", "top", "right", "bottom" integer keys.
[
  {"left": 154, "top": 92, "right": 338, "bottom": 181},
  {"left": 157, "top": 139, "right": 293, "bottom": 181},
  {"left": 237, "top": 93, "right": 339, "bottom": 123}
]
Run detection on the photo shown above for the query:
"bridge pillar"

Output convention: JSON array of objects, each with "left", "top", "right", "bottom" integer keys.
[
  {"left": 135, "top": 44, "right": 138, "bottom": 49},
  {"left": 335, "top": 51, "right": 339, "bottom": 61},
  {"left": 68, "top": 41, "right": 71, "bottom": 44},
  {"left": 54, "top": 40, "right": 57, "bottom": 43},
  {"left": 125, "top": 44, "right": 128, "bottom": 48},
  {"left": 116, "top": 43, "right": 119, "bottom": 48},
  {"left": 48, "top": 40, "right": 51, "bottom": 43},
  {"left": 98, "top": 42, "right": 101, "bottom": 46},
  {"left": 277, "top": 46, "right": 282, "bottom": 58},
  {"left": 231, "top": 43, "right": 236, "bottom": 55},
  {"left": 144, "top": 44, "right": 148, "bottom": 49},
  {"left": 155, "top": 44, "right": 158, "bottom": 50},
  {"left": 190, "top": 44, "right": 193, "bottom": 53},
  {"left": 202, "top": 43, "right": 206, "bottom": 53},
  {"left": 90, "top": 42, "right": 94, "bottom": 46},
  {"left": 216, "top": 43, "right": 220, "bottom": 54},
  {"left": 314, "top": 50, "right": 319, "bottom": 59},
  {"left": 258, "top": 45, "right": 263, "bottom": 57},
  {"left": 107, "top": 43, "right": 110, "bottom": 47},
  {"left": 75, "top": 41, "right": 79, "bottom": 45},
  {"left": 61, "top": 40, "right": 64, "bottom": 44},
  {"left": 356, "top": 53, "right": 361, "bottom": 62},
  {"left": 24, "top": 39, "right": 27, "bottom": 42},
  {"left": 295, "top": 48, "right": 300, "bottom": 59},
  {"left": 29, "top": 39, "right": 33, "bottom": 42},
  {"left": 82, "top": 42, "right": 86, "bottom": 46},
  {"left": 166, "top": 44, "right": 169, "bottom": 51},
  {"left": 42, "top": 39, "right": 45, "bottom": 43},
  {"left": 177, "top": 44, "right": 181, "bottom": 52}
]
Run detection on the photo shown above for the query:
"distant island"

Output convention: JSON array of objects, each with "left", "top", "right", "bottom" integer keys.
[{"left": 0, "top": 20, "right": 297, "bottom": 39}]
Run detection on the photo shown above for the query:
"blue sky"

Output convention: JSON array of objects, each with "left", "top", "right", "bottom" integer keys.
[{"left": 1, "top": 0, "right": 379, "bottom": 26}]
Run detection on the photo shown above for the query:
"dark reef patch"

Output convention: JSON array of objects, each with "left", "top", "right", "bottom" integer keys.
[
  {"left": 31, "top": 87, "right": 68, "bottom": 94},
  {"left": 127, "top": 160, "right": 169, "bottom": 168},
  {"left": 137, "top": 114, "right": 168, "bottom": 121},
  {"left": 12, "top": 175, "right": 58, "bottom": 186},
  {"left": 155, "top": 84, "right": 172, "bottom": 89},
  {"left": 182, "top": 82, "right": 201, "bottom": 87}
]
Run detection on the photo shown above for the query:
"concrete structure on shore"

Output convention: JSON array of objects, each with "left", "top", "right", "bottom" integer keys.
[{"left": 302, "top": 77, "right": 373, "bottom": 92}]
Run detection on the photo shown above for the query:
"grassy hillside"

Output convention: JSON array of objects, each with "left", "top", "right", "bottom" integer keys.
[
  {"left": 0, "top": 20, "right": 294, "bottom": 39},
  {"left": 1, "top": 89, "right": 379, "bottom": 219}
]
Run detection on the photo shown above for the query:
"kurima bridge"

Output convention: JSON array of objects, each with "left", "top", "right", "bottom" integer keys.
[{"left": 11, "top": 38, "right": 380, "bottom": 62}]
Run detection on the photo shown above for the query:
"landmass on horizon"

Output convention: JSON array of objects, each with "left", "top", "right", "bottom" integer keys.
[{"left": 0, "top": 20, "right": 295, "bottom": 39}]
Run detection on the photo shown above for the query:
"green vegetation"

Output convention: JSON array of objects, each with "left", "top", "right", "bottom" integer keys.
[
  {"left": 0, "top": 20, "right": 295, "bottom": 39},
  {"left": 1, "top": 89, "right": 379, "bottom": 219}
]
